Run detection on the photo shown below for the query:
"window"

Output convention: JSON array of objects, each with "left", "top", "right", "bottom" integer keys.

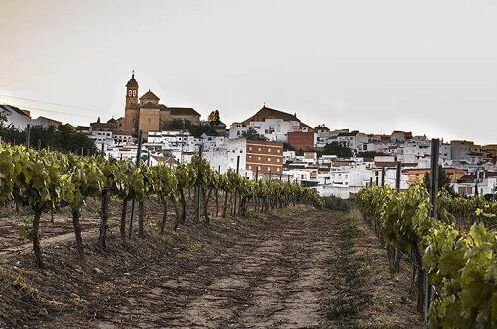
[
  {"left": 258, "top": 156, "right": 261, "bottom": 160},
  {"left": 258, "top": 147, "right": 261, "bottom": 151},
  {"left": 132, "top": 90, "right": 136, "bottom": 96},
  {"left": 268, "top": 157, "right": 271, "bottom": 162},
  {"left": 128, "top": 90, "right": 132, "bottom": 96},
  {"left": 249, "top": 146, "right": 252, "bottom": 151},
  {"left": 248, "top": 165, "right": 252, "bottom": 170},
  {"left": 268, "top": 148, "right": 271, "bottom": 152},
  {"left": 277, "top": 149, "right": 281, "bottom": 153},
  {"left": 276, "top": 159, "right": 280, "bottom": 163},
  {"left": 258, "top": 166, "right": 261, "bottom": 170},
  {"left": 276, "top": 168, "right": 280, "bottom": 172}
]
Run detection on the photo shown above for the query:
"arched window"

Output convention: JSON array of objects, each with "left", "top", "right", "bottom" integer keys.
[
  {"left": 133, "top": 90, "right": 136, "bottom": 96},
  {"left": 128, "top": 90, "right": 132, "bottom": 96}
]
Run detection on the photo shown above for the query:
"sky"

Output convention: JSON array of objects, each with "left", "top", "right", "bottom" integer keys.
[{"left": 0, "top": 0, "right": 496, "bottom": 144}]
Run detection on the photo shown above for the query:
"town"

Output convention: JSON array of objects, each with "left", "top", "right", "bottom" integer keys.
[{"left": 1, "top": 71, "right": 495, "bottom": 199}]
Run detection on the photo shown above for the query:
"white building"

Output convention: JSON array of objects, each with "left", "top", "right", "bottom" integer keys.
[
  {"left": 200, "top": 132, "right": 226, "bottom": 150},
  {"left": 0, "top": 105, "right": 33, "bottom": 130}
]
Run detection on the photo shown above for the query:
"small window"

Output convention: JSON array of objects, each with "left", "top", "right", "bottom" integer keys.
[
  {"left": 268, "top": 157, "right": 271, "bottom": 162},
  {"left": 258, "top": 156, "right": 261, "bottom": 160},
  {"left": 248, "top": 165, "right": 252, "bottom": 170},
  {"left": 133, "top": 90, "right": 137, "bottom": 96},
  {"left": 276, "top": 168, "right": 280, "bottom": 172},
  {"left": 277, "top": 149, "right": 281, "bottom": 153},
  {"left": 258, "top": 147, "right": 261, "bottom": 151},
  {"left": 268, "top": 148, "right": 271, "bottom": 152},
  {"left": 249, "top": 146, "right": 252, "bottom": 151},
  {"left": 258, "top": 166, "right": 261, "bottom": 170},
  {"left": 276, "top": 159, "right": 280, "bottom": 163}
]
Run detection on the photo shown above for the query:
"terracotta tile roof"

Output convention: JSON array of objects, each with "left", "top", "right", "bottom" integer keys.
[
  {"left": 168, "top": 107, "right": 200, "bottom": 117},
  {"left": 139, "top": 90, "right": 160, "bottom": 101},
  {"left": 242, "top": 105, "right": 310, "bottom": 127}
]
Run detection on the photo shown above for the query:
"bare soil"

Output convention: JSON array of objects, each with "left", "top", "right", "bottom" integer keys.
[{"left": 0, "top": 205, "right": 422, "bottom": 328}]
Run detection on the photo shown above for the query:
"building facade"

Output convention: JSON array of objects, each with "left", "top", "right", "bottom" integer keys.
[{"left": 121, "top": 72, "right": 201, "bottom": 135}]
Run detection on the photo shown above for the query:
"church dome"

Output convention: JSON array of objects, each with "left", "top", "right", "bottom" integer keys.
[{"left": 126, "top": 71, "right": 138, "bottom": 87}]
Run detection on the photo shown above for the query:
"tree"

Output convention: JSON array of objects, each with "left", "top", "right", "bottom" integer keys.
[
  {"left": 0, "top": 124, "right": 97, "bottom": 155},
  {"left": 357, "top": 151, "right": 387, "bottom": 159},
  {"left": 0, "top": 112, "right": 7, "bottom": 128},
  {"left": 424, "top": 165, "right": 455, "bottom": 195},
  {"left": 241, "top": 127, "right": 267, "bottom": 141},
  {"left": 320, "top": 142, "right": 353, "bottom": 158},
  {"left": 160, "top": 119, "right": 217, "bottom": 138}
]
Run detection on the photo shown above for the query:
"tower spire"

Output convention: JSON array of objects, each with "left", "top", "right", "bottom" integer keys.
[{"left": 132, "top": 70, "right": 135, "bottom": 79}]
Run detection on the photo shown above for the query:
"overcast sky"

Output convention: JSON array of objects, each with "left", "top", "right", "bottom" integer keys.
[{"left": 1, "top": 0, "right": 496, "bottom": 144}]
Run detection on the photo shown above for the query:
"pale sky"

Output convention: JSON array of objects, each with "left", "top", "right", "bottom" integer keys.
[{"left": 1, "top": 0, "right": 496, "bottom": 144}]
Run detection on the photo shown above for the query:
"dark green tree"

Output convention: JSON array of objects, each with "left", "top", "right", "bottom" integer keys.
[
  {"left": 160, "top": 119, "right": 217, "bottom": 138},
  {"left": 241, "top": 127, "right": 267, "bottom": 141},
  {"left": 321, "top": 142, "right": 353, "bottom": 158},
  {"left": 357, "top": 151, "right": 387, "bottom": 159},
  {"left": 424, "top": 165, "right": 455, "bottom": 195},
  {"left": 0, "top": 124, "right": 97, "bottom": 155}
]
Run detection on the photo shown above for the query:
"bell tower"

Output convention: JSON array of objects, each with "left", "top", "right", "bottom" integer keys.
[
  {"left": 125, "top": 70, "right": 139, "bottom": 109},
  {"left": 124, "top": 70, "right": 140, "bottom": 133}
]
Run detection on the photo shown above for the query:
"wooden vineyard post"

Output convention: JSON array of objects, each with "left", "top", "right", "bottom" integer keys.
[
  {"left": 395, "top": 161, "right": 401, "bottom": 191},
  {"left": 25, "top": 124, "right": 31, "bottom": 149},
  {"left": 129, "top": 130, "right": 143, "bottom": 239},
  {"left": 424, "top": 138, "right": 440, "bottom": 325},
  {"left": 196, "top": 145, "right": 203, "bottom": 222}
]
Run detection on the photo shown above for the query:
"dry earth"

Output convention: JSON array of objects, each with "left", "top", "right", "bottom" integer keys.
[{"left": 0, "top": 206, "right": 422, "bottom": 328}]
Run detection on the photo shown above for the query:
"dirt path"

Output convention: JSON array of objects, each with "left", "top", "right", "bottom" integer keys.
[{"left": 26, "top": 207, "right": 421, "bottom": 329}]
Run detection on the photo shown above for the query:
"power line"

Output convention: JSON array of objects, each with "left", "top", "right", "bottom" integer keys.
[
  {"left": 0, "top": 94, "right": 114, "bottom": 114},
  {"left": 19, "top": 104, "right": 99, "bottom": 120}
]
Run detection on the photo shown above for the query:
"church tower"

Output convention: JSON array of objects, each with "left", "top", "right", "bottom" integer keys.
[
  {"left": 124, "top": 71, "right": 140, "bottom": 133},
  {"left": 125, "top": 70, "right": 139, "bottom": 109}
]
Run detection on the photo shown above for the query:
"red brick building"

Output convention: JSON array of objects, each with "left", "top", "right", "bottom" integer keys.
[
  {"left": 245, "top": 139, "right": 283, "bottom": 174},
  {"left": 287, "top": 130, "right": 315, "bottom": 151}
]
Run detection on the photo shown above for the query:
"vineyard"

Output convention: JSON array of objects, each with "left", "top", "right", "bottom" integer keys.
[
  {"left": 5, "top": 142, "right": 496, "bottom": 327},
  {"left": 0, "top": 144, "right": 322, "bottom": 268},
  {"left": 357, "top": 185, "right": 497, "bottom": 328},
  {"left": 0, "top": 143, "right": 427, "bottom": 328}
]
